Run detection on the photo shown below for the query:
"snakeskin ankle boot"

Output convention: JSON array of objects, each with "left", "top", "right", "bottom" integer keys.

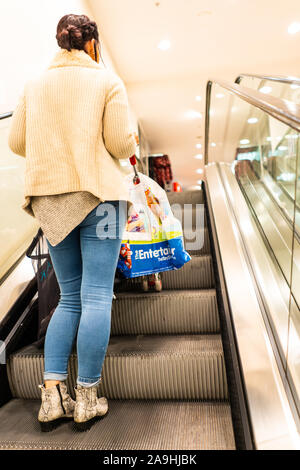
[
  {"left": 38, "top": 382, "right": 75, "bottom": 432},
  {"left": 74, "top": 384, "right": 108, "bottom": 431}
]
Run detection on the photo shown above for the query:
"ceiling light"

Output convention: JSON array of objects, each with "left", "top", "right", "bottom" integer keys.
[
  {"left": 211, "top": 142, "right": 216, "bottom": 147},
  {"left": 196, "top": 143, "right": 202, "bottom": 149},
  {"left": 290, "top": 84, "right": 300, "bottom": 89},
  {"left": 247, "top": 117, "right": 258, "bottom": 124},
  {"left": 259, "top": 86, "right": 272, "bottom": 94},
  {"left": 266, "top": 137, "right": 272, "bottom": 141},
  {"left": 195, "top": 96, "right": 202, "bottom": 101},
  {"left": 197, "top": 179, "right": 203, "bottom": 184},
  {"left": 278, "top": 145, "right": 288, "bottom": 151},
  {"left": 158, "top": 39, "right": 171, "bottom": 51},
  {"left": 194, "top": 154, "right": 203, "bottom": 159},
  {"left": 216, "top": 93, "right": 225, "bottom": 99},
  {"left": 184, "top": 110, "right": 202, "bottom": 119},
  {"left": 196, "top": 168, "right": 203, "bottom": 174},
  {"left": 288, "top": 22, "right": 300, "bottom": 35},
  {"left": 240, "top": 139, "right": 250, "bottom": 145}
]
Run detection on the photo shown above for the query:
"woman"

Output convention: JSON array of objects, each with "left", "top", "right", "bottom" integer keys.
[{"left": 8, "top": 14, "right": 136, "bottom": 431}]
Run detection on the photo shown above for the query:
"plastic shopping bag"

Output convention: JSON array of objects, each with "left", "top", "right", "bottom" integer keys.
[{"left": 117, "top": 172, "right": 191, "bottom": 278}]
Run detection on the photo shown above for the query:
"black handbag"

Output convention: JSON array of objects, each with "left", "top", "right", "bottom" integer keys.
[{"left": 26, "top": 228, "right": 60, "bottom": 348}]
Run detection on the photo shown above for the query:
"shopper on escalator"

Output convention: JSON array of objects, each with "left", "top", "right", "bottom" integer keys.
[{"left": 8, "top": 13, "right": 136, "bottom": 431}]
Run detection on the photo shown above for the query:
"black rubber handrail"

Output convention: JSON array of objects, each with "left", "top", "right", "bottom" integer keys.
[
  {"left": 205, "top": 79, "right": 300, "bottom": 164},
  {"left": 0, "top": 112, "right": 12, "bottom": 120},
  {"left": 235, "top": 74, "right": 300, "bottom": 86}
]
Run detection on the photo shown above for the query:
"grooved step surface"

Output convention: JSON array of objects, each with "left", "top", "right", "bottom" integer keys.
[
  {"left": 172, "top": 205, "right": 207, "bottom": 229},
  {"left": 168, "top": 190, "right": 206, "bottom": 232},
  {"left": 167, "top": 190, "right": 204, "bottom": 206},
  {"left": 115, "top": 255, "right": 214, "bottom": 293},
  {"left": 0, "top": 399, "right": 235, "bottom": 450},
  {"left": 184, "top": 227, "right": 210, "bottom": 255},
  {"left": 112, "top": 289, "right": 219, "bottom": 335},
  {"left": 163, "top": 255, "right": 214, "bottom": 290},
  {"left": 8, "top": 335, "right": 228, "bottom": 401}
]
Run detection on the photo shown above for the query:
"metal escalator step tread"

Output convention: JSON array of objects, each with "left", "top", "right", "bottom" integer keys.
[
  {"left": 184, "top": 227, "right": 210, "bottom": 254},
  {"left": 115, "top": 255, "right": 214, "bottom": 293},
  {"left": 107, "top": 333, "right": 223, "bottom": 355},
  {"left": 0, "top": 399, "right": 235, "bottom": 450},
  {"left": 162, "top": 255, "right": 214, "bottom": 289},
  {"left": 8, "top": 335, "right": 228, "bottom": 401},
  {"left": 172, "top": 205, "right": 207, "bottom": 230},
  {"left": 112, "top": 289, "right": 220, "bottom": 335},
  {"left": 167, "top": 190, "right": 204, "bottom": 205}
]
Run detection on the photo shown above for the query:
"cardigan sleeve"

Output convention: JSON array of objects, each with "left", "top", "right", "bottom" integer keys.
[
  {"left": 8, "top": 91, "right": 26, "bottom": 157},
  {"left": 103, "top": 75, "right": 136, "bottom": 160}
]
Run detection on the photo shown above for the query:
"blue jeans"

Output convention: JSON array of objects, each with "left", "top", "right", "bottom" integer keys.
[{"left": 44, "top": 200, "right": 127, "bottom": 387}]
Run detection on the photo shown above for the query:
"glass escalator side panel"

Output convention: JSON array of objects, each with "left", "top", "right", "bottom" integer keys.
[
  {"left": 238, "top": 76, "right": 300, "bottom": 106},
  {"left": 208, "top": 81, "right": 300, "bottom": 416},
  {"left": 0, "top": 116, "right": 38, "bottom": 282},
  {"left": 208, "top": 82, "right": 299, "bottom": 367}
]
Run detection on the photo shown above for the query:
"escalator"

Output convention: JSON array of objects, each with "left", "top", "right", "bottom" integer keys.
[
  {"left": 1, "top": 74, "right": 300, "bottom": 451},
  {"left": 0, "top": 188, "right": 246, "bottom": 450}
]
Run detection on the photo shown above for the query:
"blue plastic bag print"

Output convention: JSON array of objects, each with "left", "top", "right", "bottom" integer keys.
[{"left": 117, "top": 172, "right": 191, "bottom": 278}]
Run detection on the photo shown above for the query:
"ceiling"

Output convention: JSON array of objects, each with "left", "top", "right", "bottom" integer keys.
[{"left": 86, "top": 0, "right": 300, "bottom": 188}]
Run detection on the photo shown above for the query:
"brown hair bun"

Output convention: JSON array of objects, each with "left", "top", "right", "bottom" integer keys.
[{"left": 56, "top": 14, "right": 99, "bottom": 51}]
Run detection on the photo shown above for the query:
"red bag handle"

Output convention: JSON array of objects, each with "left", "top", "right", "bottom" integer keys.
[
  {"left": 129, "top": 155, "right": 140, "bottom": 184},
  {"left": 129, "top": 155, "right": 137, "bottom": 166}
]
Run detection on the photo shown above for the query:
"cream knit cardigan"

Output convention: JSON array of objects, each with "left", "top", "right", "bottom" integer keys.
[{"left": 8, "top": 48, "right": 137, "bottom": 216}]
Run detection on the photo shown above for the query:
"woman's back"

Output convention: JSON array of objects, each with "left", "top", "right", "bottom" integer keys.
[{"left": 9, "top": 48, "right": 136, "bottom": 216}]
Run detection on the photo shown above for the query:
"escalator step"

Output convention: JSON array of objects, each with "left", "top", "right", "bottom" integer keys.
[
  {"left": 115, "top": 255, "right": 214, "bottom": 292},
  {"left": 162, "top": 255, "right": 214, "bottom": 290},
  {"left": 168, "top": 190, "right": 207, "bottom": 232},
  {"left": 8, "top": 335, "right": 228, "bottom": 401},
  {"left": 0, "top": 399, "right": 235, "bottom": 450},
  {"left": 167, "top": 190, "right": 204, "bottom": 206},
  {"left": 111, "top": 289, "right": 219, "bottom": 335},
  {"left": 172, "top": 205, "right": 207, "bottom": 230},
  {"left": 184, "top": 227, "right": 210, "bottom": 255}
]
